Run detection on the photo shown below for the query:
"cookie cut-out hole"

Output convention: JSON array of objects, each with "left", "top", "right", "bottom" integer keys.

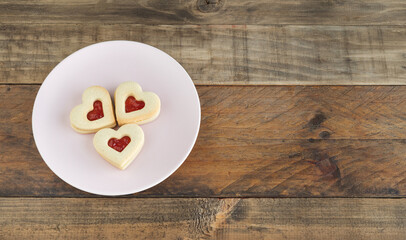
[
  {"left": 108, "top": 136, "right": 131, "bottom": 152},
  {"left": 125, "top": 96, "right": 145, "bottom": 113},
  {"left": 87, "top": 100, "right": 104, "bottom": 121}
]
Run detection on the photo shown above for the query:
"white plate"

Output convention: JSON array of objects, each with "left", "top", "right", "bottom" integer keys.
[{"left": 32, "top": 41, "right": 201, "bottom": 196}]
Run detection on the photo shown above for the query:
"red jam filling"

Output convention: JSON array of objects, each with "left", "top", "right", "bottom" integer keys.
[
  {"left": 87, "top": 100, "right": 104, "bottom": 121},
  {"left": 125, "top": 96, "right": 145, "bottom": 113},
  {"left": 108, "top": 136, "right": 131, "bottom": 152}
]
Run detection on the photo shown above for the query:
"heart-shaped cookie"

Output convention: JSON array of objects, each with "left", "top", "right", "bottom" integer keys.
[
  {"left": 93, "top": 124, "right": 144, "bottom": 170},
  {"left": 115, "top": 82, "right": 160, "bottom": 126},
  {"left": 70, "top": 86, "right": 116, "bottom": 133}
]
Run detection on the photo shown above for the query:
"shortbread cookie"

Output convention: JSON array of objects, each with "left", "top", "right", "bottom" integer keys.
[
  {"left": 70, "top": 86, "right": 116, "bottom": 133},
  {"left": 115, "top": 82, "right": 160, "bottom": 126},
  {"left": 93, "top": 123, "right": 144, "bottom": 170}
]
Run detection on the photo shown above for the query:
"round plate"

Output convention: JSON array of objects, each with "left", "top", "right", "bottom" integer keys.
[{"left": 32, "top": 41, "right": 201, "bottom": 196}]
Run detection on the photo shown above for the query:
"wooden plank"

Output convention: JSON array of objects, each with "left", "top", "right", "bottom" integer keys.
[
  {"left": 0, "top": 198, "right": 405, "bottom": 239},
  {"left": 1, "top": 24, "right": 406, "bottom": 85},
  {"left": 0, "top": 0, "right": 406, "bottom": 25},
  {"left": 2, "top": 85, "right": 406, "bottom": 197}
]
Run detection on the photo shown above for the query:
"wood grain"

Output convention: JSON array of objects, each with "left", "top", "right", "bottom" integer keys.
[
  {"left": 1, "top": 198, "right": 405, "bottom": 239},
  {"left": 1, "top": 24, "right": 406, "bottom": 85},
  {"left": 0, "top": 0, "right": 406, "bottom": 25},
  {"left": 2, "top": 85, "right": 406, "bottom": 197}
]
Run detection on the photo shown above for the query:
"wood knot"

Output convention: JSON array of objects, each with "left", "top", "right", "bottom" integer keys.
[
  {"left": 306, "top": 112, "right": 327, "bottom": 130},
  {"left": 319, "top": 131, "right": 331, "bottom": 139},
  {"left": 305, "top": 150, "right": 341, "bottom": 179},
  {"left": 197, "top": 0, "right": 224, "bottom": 13}
]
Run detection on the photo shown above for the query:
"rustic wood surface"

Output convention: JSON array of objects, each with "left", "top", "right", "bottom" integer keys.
[
  {"left": 1, "top": 24, "right": 406, "bottom": 85},
  {"left": 2, "top": 85, "right": 406, "bottom": 197},
  {"left": 0, "top": 0, "right": 406, "bottom": 25},
  {"left": 2, "top": 0, "right": 406, "bottom": 238},
  {"left": 1, "top": 198, "right": 405, "bottom": 240}
]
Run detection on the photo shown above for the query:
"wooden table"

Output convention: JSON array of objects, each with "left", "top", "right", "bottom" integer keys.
[{"left": 1, "top": 1, "right": 406, "bottom": 239}]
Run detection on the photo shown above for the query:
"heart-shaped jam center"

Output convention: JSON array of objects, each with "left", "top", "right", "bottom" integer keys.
[
  {"left": 125, "top": 96, "right": 145, "bottom": 113},
  {"left": 108, "top": 136, "right": 131, "bottom": 152},
  {"left": 87, "top": 100, "right": 104, "bottom": 121}
]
